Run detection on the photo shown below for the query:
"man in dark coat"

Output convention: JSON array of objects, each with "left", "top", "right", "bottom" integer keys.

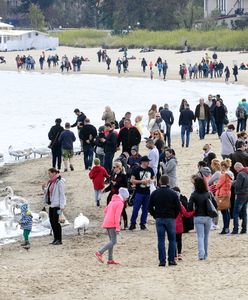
[
  {"left": 71, "top": 108, "right": 87, "bottom": 130},
  {"left": 117, "top": 119, "right": 141, "bottom": 154},
  {"left": 160, "top": 104, "right": 174, "bottom": 148},
  {"left": 178, "top": 104, "right": 194, "bottom": 147},
  {"left": 48, "top": 118, "right": 64, "bottom": 170},
  {"left": 103, "top": 123, "right": 117, "bottom": 174},
  {"left": 79, "top": 118, "right": 97, "bottom": 170}
]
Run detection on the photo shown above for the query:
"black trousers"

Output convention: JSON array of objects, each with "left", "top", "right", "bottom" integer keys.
[
  {"left": 52, "top": 147, "right": 62, "bottom": 170},
  {"left": 49, "top": 207, "right": 62, "bottom": 242},
  {"left": 176, "top": 233, "right": 182, "bottom": 254},
  {"left": 122, "top": 206, "right": 128, "bottom": 228}
]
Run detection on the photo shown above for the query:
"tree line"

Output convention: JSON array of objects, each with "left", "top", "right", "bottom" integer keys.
[{"left": 2, "top": 0, "right": 204, "bottom": 30}]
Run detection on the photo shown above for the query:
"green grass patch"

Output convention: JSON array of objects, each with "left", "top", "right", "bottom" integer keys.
[{"left": 51, "top": 28, "right": 248, "bottom": 50}]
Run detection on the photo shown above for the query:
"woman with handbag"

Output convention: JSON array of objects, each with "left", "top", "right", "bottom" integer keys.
[
  {"left": 188, "top": 176, "right": 217, "bottom": 260},
  {"left": 215, "top": 159, "right": 234, "bottom": 234},
  {"left": 42, "top": 168, "right": 66, "bottom": 245}
]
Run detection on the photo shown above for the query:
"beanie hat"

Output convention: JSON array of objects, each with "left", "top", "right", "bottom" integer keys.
[
  {"left": 118, "top": 188, "right": 129, "bottom": 200},
  {"left": 21, "top": 203, "right": 28, "bottom": 212}
]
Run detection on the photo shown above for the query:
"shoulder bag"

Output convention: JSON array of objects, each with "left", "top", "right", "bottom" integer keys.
[{"left": 215, "top": 174, "right": 231, "bottom": 211}]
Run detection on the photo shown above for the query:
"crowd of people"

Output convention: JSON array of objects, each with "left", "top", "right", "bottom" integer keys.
[
  {"left": 179, "top": 52, "right": 239, "bottom": 82},
  {"left": 15, "top": 93, "right": 248, "bottom": 267},
  {"left": 11, "top": 49, "right": 248, "bottom": 84}
]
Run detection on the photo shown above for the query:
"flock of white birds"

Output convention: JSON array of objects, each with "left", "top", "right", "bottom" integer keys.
[{"left": 0, "top": 186, "right": 90, "bottom": 241}]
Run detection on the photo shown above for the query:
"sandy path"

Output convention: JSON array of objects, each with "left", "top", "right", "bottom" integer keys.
[
  {"left": 0, "top": 46, "right": 248, "bottom": 85},
  {"left": 1, "top": 132, "right": 248, "bottom": 299}
]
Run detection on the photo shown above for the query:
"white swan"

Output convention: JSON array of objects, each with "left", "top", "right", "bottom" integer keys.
[
  {"left": 8, "top": 146, "right": 33, "bottom": 160},
  {"left": 74, "top": 213, "right": 89, "bottom": 235},
  {"left": 33, "top": 147, "right": 51, "bottom": 158},
  {"left": 39, "top": 211, "right": 52, "bottom": 235},
  {"left": 2, "top": 186, "right": 27, "bottom": 215},
  {"left": 8, "top": 146, "right": 26, "bottom": 160}
]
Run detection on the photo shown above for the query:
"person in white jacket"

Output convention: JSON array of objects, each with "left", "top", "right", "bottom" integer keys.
[
  {"left": 147, "top": 113, "right": 166, "bottom": 135},
  {"left": 220, "top": 124, "right": 237, "bottom": 159}
]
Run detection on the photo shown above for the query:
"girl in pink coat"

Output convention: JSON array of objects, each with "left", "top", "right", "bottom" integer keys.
[
  {"left": 95, "top": 188, "right": 129, "bottom": 265},
  {"left": 175, "top": 204, "right": 194, "bottom": 260}
]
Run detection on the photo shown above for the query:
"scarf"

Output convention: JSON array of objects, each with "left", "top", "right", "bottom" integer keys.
[{"left": 47, "top": 174, "right": 60, "bottom": 202}]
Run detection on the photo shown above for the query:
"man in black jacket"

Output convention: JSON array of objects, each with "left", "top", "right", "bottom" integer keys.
[
  {"left": 232, "top": 162, "right": 248, "bottom": 234},
  {"left": 79, "top": 118, "right": 97, "bottom": 170},
  {"left": 71, "top": 108, "right": 87, "bottom": 130},
  {"left": 103, "top": 123, "right": 117, "bottom": 174},
  {"left": 149, "top": 175, "right": 181, "bottom": 267},
  {"left": 194, "top": 98, "right": 210, "bottom": 140},
  {"left": 179, "top": 104, "right": 194, "bottom": 147},
  {"left": 48, "top": 118, "right": 64, "bottom": 170},
  {"left": 117, "top": 119, "right": 141, "bottom": 154},
  {"left": 229, "top": 141, "right": 248, "bottom": 177},
  {"left": 160, "top": 104, "right": 174, "bottom": 148}
]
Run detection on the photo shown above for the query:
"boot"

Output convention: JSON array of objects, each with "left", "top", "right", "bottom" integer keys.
[
  {"left": 70, "top": 164, "right": 74, "bottom": 171},
  {"left": 23, "top": 241, "right": 30, "bottom": 249},
  {"left": 21, "top": 241, "right": 28, "bottom": 247}
]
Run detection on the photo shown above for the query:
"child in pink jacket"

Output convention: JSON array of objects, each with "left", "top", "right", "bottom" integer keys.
[{"left": 95, "top": 188, "right": 129, "bottom": 265}]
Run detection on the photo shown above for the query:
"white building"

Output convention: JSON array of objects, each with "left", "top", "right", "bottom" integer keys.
[
  {"left": 204, "top": 0, "right": 248, "bottom": 25},
  {"left": 0, "top": 21, "right": 58, "bottom": 51}
]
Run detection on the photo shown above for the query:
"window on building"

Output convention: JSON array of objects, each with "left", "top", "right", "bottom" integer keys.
[{"left": 218, "top": 0, "right": 226, "bottom": 13}]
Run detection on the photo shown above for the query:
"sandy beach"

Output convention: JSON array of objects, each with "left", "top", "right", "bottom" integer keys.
[
  {"left": 0, "top": 46, "right": 248, "bottom": 85},
  {"left": 1, "top": 132, "right": 248, "bottom": 300},
  {"left": 0, "top": 47, "right": 248, "bottom": 300}
]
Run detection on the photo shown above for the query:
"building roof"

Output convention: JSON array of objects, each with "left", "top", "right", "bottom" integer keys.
[
  {"left": 0, "top": 22, "right": 14, "bottom": 29},
  {"left": 0, "top": 30, "right": 48, "bottom": 36}
]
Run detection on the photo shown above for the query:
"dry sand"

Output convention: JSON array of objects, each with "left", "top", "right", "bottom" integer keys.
[
  {"left": 1, "top": 133, "right": 248, "bottom": 300},
  {"left": 0, "top": 47, "right": 248, "bottom": 299},
  {"left": 0, "top": 46, "right": 248, "bottom": 84}
]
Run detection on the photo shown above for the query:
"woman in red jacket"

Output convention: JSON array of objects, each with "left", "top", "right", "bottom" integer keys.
[{"left": 215, "top": 159, "right": 234, "bottom": 234}]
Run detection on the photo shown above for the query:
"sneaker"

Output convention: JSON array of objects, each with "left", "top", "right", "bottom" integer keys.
[
  {"left": 64, "top": 169, "right": 68, "bottom": 172},
  {"left": 129, "top": 224, "right": 136, "bottom": 231},
  {"left": 140, "top": 224, "right": 147, "bottom": 230},
  {"left": 53, "top": 240, "right": 62, "bottom": 245},
  {"left": 240, "top": 230, "right": 246, "bottom": 234},
  {"left": 107, "top": 260, "right": 120, "bottom": 265},
  {"left": 231, "top": 231, "right": 238, "bottom": 235},
  {"left": 159, "top": 262, "right": 165, "bottom": 267},
  {"left": 96, "top": 200, "right": 100, "bottom": 207},
  {"left": 70, "top": 165, "right": 74, "bottom": 171},
  {"left": 95, "top": 252, "right": 104, "bottom": 263},
  {"left": 49, "top": 240, "right": 57, "bottom": 245},
  {"left": 23, "top": 242, "right": 30, "bottom": 250},
  {"left": 219, "top": 229, "right": 230, "bottom": 235},
  {"left": 168, "top": 261, "right": 177, "bottom": 266},
  {"left": 182, "top": 144, "right": 184, "bottom": 148}
]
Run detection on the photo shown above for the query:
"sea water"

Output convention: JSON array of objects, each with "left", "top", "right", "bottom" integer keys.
[{"left": 0, "top": 71, "right": 247, "bottom": 164}]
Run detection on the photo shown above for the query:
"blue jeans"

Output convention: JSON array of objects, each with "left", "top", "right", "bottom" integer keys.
[
  {"left": 233, "top": 197, "right": 248, "bottom": 233},
  {"left": 221, "top": 209, "right": 230, "bottom": 230},
  {"left": 104, "top": 152, "right": 114, "bottom": 175},
  {"left": 216, "top": 122, "right": 224, "bottom": 137},
  {"left": 198, "top": 120, "right": 206, "bottom": 140},
  {"left": 156, "top": 218, "right": 176, "bottom": 264},
  {"left": 194, "top": 216, "right": 212, "bottom": 259},
  {"left": 94, "top": 190, "right": 102, "bottom": 203},
  {"left": 181, "top": 125, "right": 190, "bottom": 146},
  {"left": 83, "top": 144, "right": 94, "bottom": 170},
  {"left": 130, "top": 193, "right": 150, "bottom": 225}
]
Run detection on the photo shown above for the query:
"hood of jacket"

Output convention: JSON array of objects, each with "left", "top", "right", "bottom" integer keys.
[{"left": 200, "top": 166, "right": 211, "bottom": 177}]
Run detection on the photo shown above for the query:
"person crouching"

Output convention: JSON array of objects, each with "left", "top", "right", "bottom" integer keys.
[{"left": 95, "top": 188, "right": 129, "bottom": 265}]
